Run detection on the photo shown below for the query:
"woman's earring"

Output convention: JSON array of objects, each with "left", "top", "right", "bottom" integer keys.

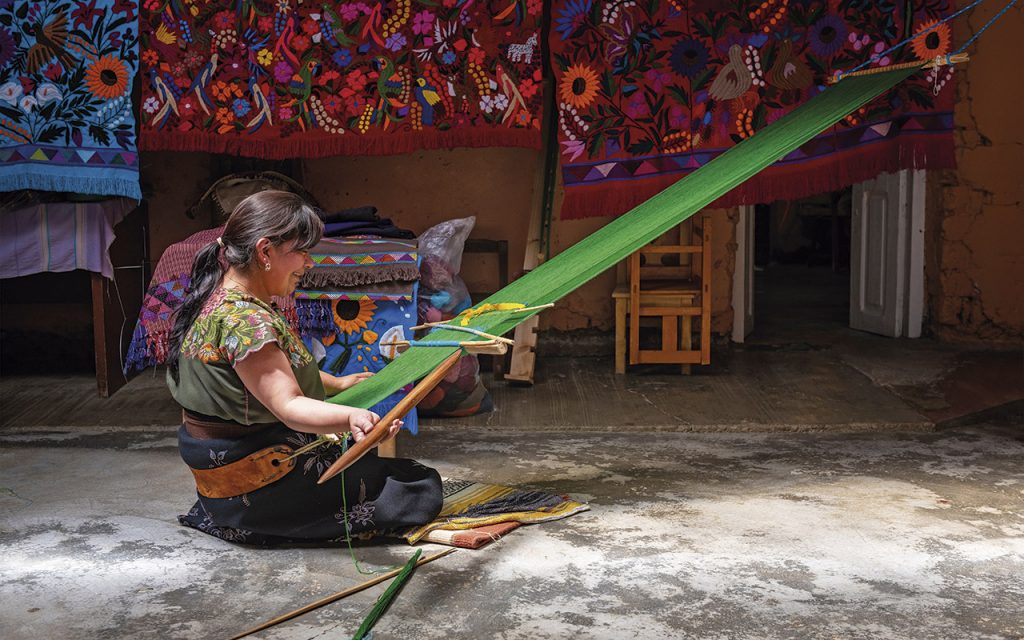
[{"left": 264, "top": 261, "right": 271, "bottom": 271}]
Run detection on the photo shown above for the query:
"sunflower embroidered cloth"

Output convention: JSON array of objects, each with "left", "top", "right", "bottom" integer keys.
[
  {"left": 138, "top": 0, "right": 543, "bottom": 158},
  {"left": 0, "top": 0, "right": 140, "bottom": 199},
  {"left": 550, "top": 0, "right": 956, "bottom": 219},
  {"left": 292, "top": 237, "right": 421, "bottom": 434}
]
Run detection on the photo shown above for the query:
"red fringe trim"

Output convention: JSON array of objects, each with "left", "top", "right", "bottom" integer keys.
[
  {"left": 139, "top": 127, "right": 542, "bottom": 159},
  {"left": 559, "top": 137, "right": 956, "bottom": 220}
]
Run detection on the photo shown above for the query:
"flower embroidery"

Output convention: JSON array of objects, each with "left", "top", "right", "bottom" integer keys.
[
  {"left": 84, "top": 56, "right": 129, "bottom": 99},
  {"left": 181, "top": 288, "right": 313, "bottom": 368},
  {"left": 337, "top": 480, "right": 376, "bottom": 530}
]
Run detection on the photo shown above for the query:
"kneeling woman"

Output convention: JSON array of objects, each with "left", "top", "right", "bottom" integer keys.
[{"left": 167, "top": 190, "right": 442, "bottom": 545}]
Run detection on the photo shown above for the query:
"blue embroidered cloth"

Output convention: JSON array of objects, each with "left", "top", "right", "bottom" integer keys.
[{"left": 0, "top": 0, "right": 140, "bottom": 199}]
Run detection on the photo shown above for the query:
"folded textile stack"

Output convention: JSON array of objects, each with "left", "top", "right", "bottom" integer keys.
[{"left": 321, "top": 206, "right": 415, "bottom": 240}]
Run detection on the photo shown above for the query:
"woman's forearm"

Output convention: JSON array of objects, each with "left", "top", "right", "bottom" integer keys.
[{"left": 275, "top": 395, "right": 361, "bottom": 435}]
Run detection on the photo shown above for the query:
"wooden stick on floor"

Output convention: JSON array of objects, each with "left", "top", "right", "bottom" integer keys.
[
  {"left": 318, "top": 350, "right": 463, "bottom": 485},
  {"left": 228, "top": 548, "right": 457, "bottom": 640}
]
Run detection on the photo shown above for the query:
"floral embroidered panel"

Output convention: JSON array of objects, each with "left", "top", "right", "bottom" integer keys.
[
  {"left": 139, "top": 0, "right": 543, "bottom": 157},
  {"left": 0, "top": 0, "right": 140, "bottom": 199},
  {"left": 550, "top": 0, "right": 956, "bottom": 219}
]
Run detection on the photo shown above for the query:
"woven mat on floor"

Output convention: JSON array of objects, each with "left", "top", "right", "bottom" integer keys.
[{"left": 402, "top": 478, "right": 589, "bottom": 546}]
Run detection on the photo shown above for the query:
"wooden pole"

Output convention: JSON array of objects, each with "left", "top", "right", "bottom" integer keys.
[
  {"left": 317, "top": 350, "right": 463, "bottom": 484},
  {"left": 828, "top": 54, "right": 969, "bottom": 83},
  {"left": 227, "top": 548, "right": 457, "bottom": 640}
]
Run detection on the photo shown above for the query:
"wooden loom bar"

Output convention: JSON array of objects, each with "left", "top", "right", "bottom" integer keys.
[
  {"left": 227, "top": 548, "right": 457, "bottom": 640},
  {"left": 317, "top": 350, "right": 463, "bottom": 484},
  {"left": 828, "top": 54, "right": 969, "bottom": 83}
]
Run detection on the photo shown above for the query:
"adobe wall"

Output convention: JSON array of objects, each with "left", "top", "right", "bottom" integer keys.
[
  {"left": 145, "top": 144, "right": 734, "bottom": 339},
  {"left": 927, "top": 4, "right": 1024, "bottom": 344}
]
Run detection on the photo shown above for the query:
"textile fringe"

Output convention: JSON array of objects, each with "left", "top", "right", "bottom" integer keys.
[
  {"left": 454, "top": 490, "right": 565, "bottom": 518},
  {"left": 294, "top": 299, "right": 335, "bottom": 337},
  {"left": 560, "top": 137, "right": 955, "bottom": 219},
  {"left": 124, "top": 324, "right": 171, "bottom": 374},
  {"left": 139, "top": 128, "right": 541, "bottom": 160},
  {"left": 0, "top": 172, "right": 142, "bottom": 201},
  {"left": 299, "top": 264, "right": 420, "bottom": 290}
]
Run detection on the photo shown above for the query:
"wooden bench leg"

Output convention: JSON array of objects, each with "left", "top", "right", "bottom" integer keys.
[
  {"left": 681, "top": 315, "right": 692, "bottom": 375},
  {"left": 615, "top": 298, "right": 626, "bottom": 374},
  {"left": 378, "top": 439, "right": 397, "bottom": 458}
]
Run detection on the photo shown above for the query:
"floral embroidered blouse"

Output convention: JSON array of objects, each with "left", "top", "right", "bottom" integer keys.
[{"left": 168, "top": 287, "right": 324, "bottom": 424}]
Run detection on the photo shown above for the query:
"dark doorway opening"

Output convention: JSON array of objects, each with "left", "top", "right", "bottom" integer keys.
[{"left": 749, "top": 189, "right": 852, "bottom": 347}]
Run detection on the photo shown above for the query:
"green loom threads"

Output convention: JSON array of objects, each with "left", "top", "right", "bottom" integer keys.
[
  {"left": 326, "top": 68, "right": 918, "bottom": 412},
  {"left": 351, "top": 549, "right": 423, "bottom": 640}
]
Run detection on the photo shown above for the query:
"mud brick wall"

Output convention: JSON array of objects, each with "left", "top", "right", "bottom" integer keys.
[{"left": 928, "top": 4, "right": 1024, "bottom": 344}]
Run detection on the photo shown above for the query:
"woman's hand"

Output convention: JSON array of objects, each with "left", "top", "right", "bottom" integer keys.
[
  {"left": 341, "top": 371, "right": 374, "bottom": 389},
  {"left": 322, "top": 371, "right": 374, "bottom": 394},
  {"left": 348, "top": 410, "right": 404, "bottom": 443}
]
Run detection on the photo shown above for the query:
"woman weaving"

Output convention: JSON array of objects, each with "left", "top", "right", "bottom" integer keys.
[{"left": 167, "top": 190, "right": 442, "bottom": 545}]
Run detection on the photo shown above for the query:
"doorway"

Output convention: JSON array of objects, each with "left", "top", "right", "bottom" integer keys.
[
  {"left": 732, "top": 170, "right": 927, "bottom": 344},
  {"left": 751, "top": 191, "right": 852, "bottom": 346}
]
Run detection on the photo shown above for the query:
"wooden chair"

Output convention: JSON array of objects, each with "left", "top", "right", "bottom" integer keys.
[{"left": 612, "top": 215, "right": 711, "bottom": 374}]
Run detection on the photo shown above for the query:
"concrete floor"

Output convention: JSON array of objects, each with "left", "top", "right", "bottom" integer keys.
[{"left": 2, "top": 412, "right": 1023, "bottom": 639}]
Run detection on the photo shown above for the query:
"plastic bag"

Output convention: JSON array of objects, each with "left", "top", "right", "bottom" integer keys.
[{"left": 415, "top": 216, "right": 493, "bottom": 417}]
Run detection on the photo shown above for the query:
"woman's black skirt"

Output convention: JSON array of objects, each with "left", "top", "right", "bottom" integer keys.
[{"left": 177, "top": 424, "right": 443, "bottom": 546}]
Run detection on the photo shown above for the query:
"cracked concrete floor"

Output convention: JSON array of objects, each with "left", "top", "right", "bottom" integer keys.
[{"left": 2, "top": 415, "right": 1023, "bottom": 640}]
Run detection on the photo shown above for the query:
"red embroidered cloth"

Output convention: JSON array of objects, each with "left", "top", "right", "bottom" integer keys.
[
  {"left": 550, "top": 0, "right": 956, "bottom": 219},
  {"left": 139, "top": 0, "right": 543, "bottom": 157}
]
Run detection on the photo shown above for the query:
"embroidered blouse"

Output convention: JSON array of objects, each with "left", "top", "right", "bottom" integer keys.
[{"left": 168, "top": 287, "right": 324, "bottom": 424}]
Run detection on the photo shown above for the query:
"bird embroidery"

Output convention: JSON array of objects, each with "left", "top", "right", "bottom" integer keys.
[
  {"left": 766, "top": 40, "right": 812, "bottom": 91},
  {"left": 709, "top": 44, "right": 753, "bottom": 101},
  {"left": 372, "top": 56, "right": 411, "bottom": 128},
  {"left": 188, "top": 53, "right": 219, "bottom": 115},
  {"left": 280, "top": 58, "right": 321, "bottom": 130},
  {"left": 26, "top": 13, "right": 75, "bottom": 75},
  {"left": 413, "top": 77, "right": 442, "bottom": 127},
  {"left": 148, "top": 69, "right": 179, "bottom": 129}
]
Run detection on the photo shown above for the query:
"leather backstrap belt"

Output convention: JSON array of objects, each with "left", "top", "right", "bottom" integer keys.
[
  {"left": 181, "top": 410, "right": 297, "bottom": 499},
  {"left": 190, "top": 445, "right": 297, "bottom": 499}
]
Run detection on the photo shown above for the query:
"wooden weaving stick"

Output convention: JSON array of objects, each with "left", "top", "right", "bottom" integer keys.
[
  {"left": 318, "top": 350, "right": 462, "bottom": 484},
  {"left": 227, "top": 548, "right": 456, "bottom": 640}
]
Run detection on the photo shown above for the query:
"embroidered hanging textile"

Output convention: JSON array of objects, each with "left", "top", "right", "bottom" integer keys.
[
  {"left": 0, "top": 0, "right": 140, "bottom": 199},
  {"left": 550, "top": 0, "right": 956, "bottom": 218},
  {"left": 139, "top": 0, "right": 543, "bottom": 158}
]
